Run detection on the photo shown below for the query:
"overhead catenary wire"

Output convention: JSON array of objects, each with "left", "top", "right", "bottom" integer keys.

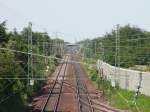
[
  {"left": 3, "top": 47, "right": 149, "bottom": 80},
  {"left": 0, "top": 47, "right": 97, "bottom": 67}
]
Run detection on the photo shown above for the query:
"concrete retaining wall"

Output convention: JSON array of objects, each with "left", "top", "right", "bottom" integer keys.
[{"left": 97, "top": 60, "right": 150, "bottom": 96}]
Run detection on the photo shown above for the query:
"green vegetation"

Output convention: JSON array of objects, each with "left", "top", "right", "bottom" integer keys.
[
  {"left": 79, "top": 24, "right": 150, "bottom": 68},
  {"left": 129, "top": 65, "right": 150, "bottom": 72},
  {"left": 0, "top": 21, "right": 64, "bottom": 112},
  {"left": 80, "top": 24, "right": 150, "bottom": 112},
  {"left": 83, "top": 59, "right": 150, "bottom": 112},
  {"left": 111, "top": 89, "right": 150, "bottom": 112}
]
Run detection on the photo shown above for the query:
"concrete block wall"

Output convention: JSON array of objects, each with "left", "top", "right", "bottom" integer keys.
[{"left": 97, "top": 60, "right": 150, "bottom": 96}]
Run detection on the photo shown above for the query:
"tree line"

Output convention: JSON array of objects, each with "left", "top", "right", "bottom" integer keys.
[
  {"left": 79, "top": 24, "right": 150, "bottom": 68},
  {"left": 0, "top": 21, "right": 64, "bottom": 112}
]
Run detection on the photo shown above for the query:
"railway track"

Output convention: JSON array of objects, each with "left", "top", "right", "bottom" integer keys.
[
  {"left": 40, "top": 55, "right": 69, "bottom": 112},
  {"left": 32, "top": 54, "right": 122, "bottom": 112},
  {"left": 73, "top": 56, "right": 95, "bottom": 112},
  {"left": 72, "top": 55, "right": 121, "bottom": 112}
]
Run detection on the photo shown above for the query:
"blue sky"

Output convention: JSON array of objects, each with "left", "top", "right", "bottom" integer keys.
[{"left": 0, "top": 0, "right": 150, "bottom": 43}]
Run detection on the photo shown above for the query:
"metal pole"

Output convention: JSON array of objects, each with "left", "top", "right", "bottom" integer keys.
[
  {"left": 115, "top": 24, "right": 120, "bottom": 85},
  {"left": 29, "top": 22, "right": 33, "bottom": 80},
  {"left": 115, "top": 25, "right": 118, "bottom": 85},
  {"left": 27, "top": 23, "right": 30, "bottom": 87},
  {"left": 95, "top": 42, "right": 96, "bottom": 57},
  {"left": 117, "top": 24, "right": 120, "bottom": 84},
  {"left": 28, "top": 22, "right": 33, "bottom": 86}
]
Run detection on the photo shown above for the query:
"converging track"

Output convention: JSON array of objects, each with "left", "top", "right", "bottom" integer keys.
[
  {"left": 32, "top": 54, "right": 124, "bottom": 112},
  {"left": 41, "top": 55, "right": 69, "bottom": 112},
  {"left": 73, "top": 56, "right": 94, "bottom": 112},
  {"left": 71, "top": 55, "right": 122, "bottom": 112},
  {"left": 32, "top": 55, "right": 69, "bottom": 112}
]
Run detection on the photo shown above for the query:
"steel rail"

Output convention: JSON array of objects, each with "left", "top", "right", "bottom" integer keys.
[
  {"left": 41, "top": 56, "right": 68, "bottom": 112},
  {"left": 73, "top": 56, "right": 95, "bottom": 112},
  {"left": 53, "top": 56, "right": 69, "bottom": 111}
]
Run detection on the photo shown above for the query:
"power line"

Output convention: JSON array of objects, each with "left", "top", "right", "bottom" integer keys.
[
  {"left": 0, "top": 47, "right": 96, "bottom": 67},
  {"left": 27, "top": 22, "right": 33, "bottom": 87}
]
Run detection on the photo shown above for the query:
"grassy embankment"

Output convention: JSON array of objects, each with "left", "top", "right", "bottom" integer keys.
[{"left": 83, "top": 58, "right": 150, "bottom": 112}]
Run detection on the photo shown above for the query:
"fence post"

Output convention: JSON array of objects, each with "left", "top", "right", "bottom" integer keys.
[{"left": 133, "top": 72, "right": 142, "bottom": 103}]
